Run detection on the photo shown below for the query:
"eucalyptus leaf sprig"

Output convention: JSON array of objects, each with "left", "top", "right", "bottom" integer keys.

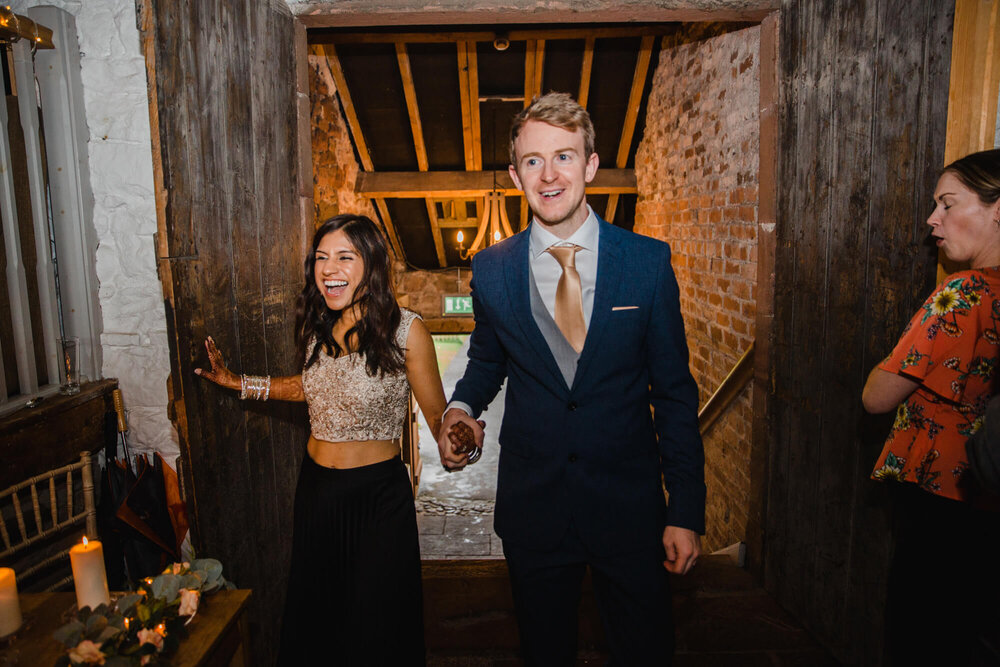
[{"left": 52, "top": 558, "right": 233, "bottom": 666}]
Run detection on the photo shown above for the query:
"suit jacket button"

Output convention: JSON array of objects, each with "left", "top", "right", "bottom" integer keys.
[
  {"left": 567, "top": 402, "right": 577, "bottom": 411},
  {"left": 568, "top": 454, "right": 578, "bottom": 462}
]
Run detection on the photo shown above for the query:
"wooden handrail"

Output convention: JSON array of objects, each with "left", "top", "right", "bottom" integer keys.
[{"left": 698, "top": 342, "right": 755, "bottom": 435}]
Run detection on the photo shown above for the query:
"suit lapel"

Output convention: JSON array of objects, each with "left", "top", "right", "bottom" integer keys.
[
  {"left": 504, "top": 229, "right": 570, "bottom": 392},
  {"left": 573, "top": 219, "right": 623, "bottom": 389}
]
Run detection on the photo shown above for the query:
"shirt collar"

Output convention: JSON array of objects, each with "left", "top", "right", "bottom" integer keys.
[{"left": 529, "top": 206, "right": 599, "bottom": 259}]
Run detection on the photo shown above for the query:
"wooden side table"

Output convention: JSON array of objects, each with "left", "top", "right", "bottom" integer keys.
[{"left": 1, "top": 589, "right": 251, "bottom": 666}]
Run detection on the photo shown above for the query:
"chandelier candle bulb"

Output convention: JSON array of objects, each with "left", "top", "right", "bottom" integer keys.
[
  {"left": 0, "top": 568, "right": 22, "bottom": 637},
  {"left": 70, "top": 537, "right": 110, "bottom": 611}
]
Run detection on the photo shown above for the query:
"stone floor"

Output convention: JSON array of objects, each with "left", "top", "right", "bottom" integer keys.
[{"left": 416, "top": 335, "right": 505, "bottom": 559}]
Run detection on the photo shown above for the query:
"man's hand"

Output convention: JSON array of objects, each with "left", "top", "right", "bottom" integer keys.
[
  {"left": 437, "top": 408, "right": 485, "bottom": 472},
  {"left": 662, "top": 526, "right": 700, "bottom": 575}
]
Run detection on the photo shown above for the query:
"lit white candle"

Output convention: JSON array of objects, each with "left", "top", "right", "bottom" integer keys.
[
  {"left": 0, "top": 567, "right": 22, "bottom": 637},
  {"left": 69, "top": 537, "right": 110, "bottom": 610}
]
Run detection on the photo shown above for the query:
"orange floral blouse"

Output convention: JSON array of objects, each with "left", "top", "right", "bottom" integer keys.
[{"left": 871, "top": 268, "right": 1000, "bottom": 502}]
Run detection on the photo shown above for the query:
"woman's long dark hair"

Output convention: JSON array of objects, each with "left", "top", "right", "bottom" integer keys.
[{"left": 296, "top": 214, "right": 404, "bottom": 377}]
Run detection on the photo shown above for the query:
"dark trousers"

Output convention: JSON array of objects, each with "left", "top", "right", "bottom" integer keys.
[
  {"left": 503, "top": 523, "right": 673, "bottom": 666},
  {"left": 278, "top": 455, "right": 425, "bottom": 666},
  {"left": 886, "top": 483, "right": 1000, "bottom": 666}
]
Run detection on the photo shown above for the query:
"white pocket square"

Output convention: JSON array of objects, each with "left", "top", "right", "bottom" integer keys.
[{"left": 611, "top": 306, "right": 638, "bottom": 311}]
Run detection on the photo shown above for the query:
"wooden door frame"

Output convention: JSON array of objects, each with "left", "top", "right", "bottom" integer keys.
[{"left": 291, "top": 1, "right": 782, "bottom": 574}]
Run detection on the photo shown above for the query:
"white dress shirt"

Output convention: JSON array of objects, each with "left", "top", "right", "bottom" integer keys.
[
  {"left": 446, "top": 208, "right": 600, "bottom": 419},
  {"left": 529, "top": 206, "right": 600, "bottom": 329}
]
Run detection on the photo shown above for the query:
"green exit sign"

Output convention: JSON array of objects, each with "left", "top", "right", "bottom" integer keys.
[{"left": 442, "top": 295, "right": 473, "bottom": 316}]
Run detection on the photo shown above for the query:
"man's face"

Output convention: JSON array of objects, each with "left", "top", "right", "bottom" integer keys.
[{"left": 509, "top": 120, "right": 599, "bottom": 235}]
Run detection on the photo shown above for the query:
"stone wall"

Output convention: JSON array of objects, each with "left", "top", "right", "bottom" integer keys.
[
  {"left": 10, "top": 0, "right": 176, "bottom": 459},
  {"left": 634, "top": 25, "right": 759, "bottom": 551},
  {"left": 308, "top": 55, "right": 473, "bottom": 332}
]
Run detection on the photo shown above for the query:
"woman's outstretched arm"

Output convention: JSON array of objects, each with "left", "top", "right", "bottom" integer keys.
[
  {"left": 195, "top": 336, "right": 305, "bottom": 402},
  {"left": 403, "top": 319, "right": 447, "bottom": 441}
]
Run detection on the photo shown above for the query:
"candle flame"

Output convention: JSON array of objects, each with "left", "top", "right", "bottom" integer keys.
[
  {"left": 82, "top": 536, "right": 88, "bottom": 546},
  {"left": 494, "top": 230, "right": 501, "bottom": 242},
  {"left": 456, "top": 231, "right": 464, "bottom": 244}
]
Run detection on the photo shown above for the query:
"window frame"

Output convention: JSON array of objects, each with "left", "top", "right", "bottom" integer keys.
[{"left": 0, "top": 7, "right": 101, "bottom": 416}]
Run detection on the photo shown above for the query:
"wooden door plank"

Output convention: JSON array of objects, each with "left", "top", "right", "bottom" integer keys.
[{"left": 578, "top": 37, "right": 595, "bottom": 108}]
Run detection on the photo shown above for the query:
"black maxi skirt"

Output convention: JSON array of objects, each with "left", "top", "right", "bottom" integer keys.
[{"left": 278, "top": 455, "right": 425, "bottom": 666}]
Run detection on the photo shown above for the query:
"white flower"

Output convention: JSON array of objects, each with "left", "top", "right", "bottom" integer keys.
[
  {"left": 68, "top": 639, "right": 105, "bottom": 665},
  {"left": 179, "top": 588, "right": 200, "bottom": 617}
]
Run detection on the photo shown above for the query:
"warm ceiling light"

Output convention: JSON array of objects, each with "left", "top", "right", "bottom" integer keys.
[{"left": 457, "top": 191, "right": 514, "bottom": 260}]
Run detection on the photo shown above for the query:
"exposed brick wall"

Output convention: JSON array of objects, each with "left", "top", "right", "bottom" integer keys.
[
  {"left": 309, "top": 56, "right": 376, "bottom": 222},
  {"left": 634, "top": 25, "right": 759, "bottom": 552},
  {"left": 309, "top": 57, "right": 473, "bottom": 331}
]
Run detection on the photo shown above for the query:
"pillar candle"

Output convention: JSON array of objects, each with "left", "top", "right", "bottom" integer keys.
[
  {"left": 69, "top": 537, "right": 110, "bottom": 611},
  {"left": 0, "top": 567, "right": 22, "bottom": 637}
]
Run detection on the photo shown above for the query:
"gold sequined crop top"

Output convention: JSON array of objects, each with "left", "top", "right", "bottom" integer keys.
[{"left": 301, "top": 309, "right": 419, "bottom": 442}]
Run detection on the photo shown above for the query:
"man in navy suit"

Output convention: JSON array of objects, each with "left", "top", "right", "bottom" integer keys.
[{"left": 438, "top": 92, "right": 705, "bottom": 665}]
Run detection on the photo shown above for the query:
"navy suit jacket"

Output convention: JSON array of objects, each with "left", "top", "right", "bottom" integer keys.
[{"left": 452, "top": 217, "right": 706, "bottom": 555}]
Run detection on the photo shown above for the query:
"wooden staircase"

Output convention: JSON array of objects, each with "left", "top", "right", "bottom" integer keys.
[{"left": 422, "top": 555, "right": 840, "bottom": 665}]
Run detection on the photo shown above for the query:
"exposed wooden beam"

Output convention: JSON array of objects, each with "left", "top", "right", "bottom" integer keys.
[
  {"left": 524, "top": 39, "right": 546, "bottom": 106},
  {"left": 521, "top": 37, "right": 542, "bottom": 234},
  {"left": 316, "top": 44, "right": 406, "bottom": 258},
  {"left": 310, "top": 26, "right": 681, "bottom": 46},
  {"left": 457, "top": 42, "right": 483, "bottom": 171},
  {"left": 606, "top": 35, "right": 654, "bottom": 224},
  {"left": 467, "top": 43, "right": 482, "bottom": 171},
  {"left": 357, "top": 169, "right": 637, "bottom": 198},
  {"left": 318, "top": 43, "right": 373, "bottom": 171},
  {"left": 424, "top": 200, "right": 448, "bottom": 267},
  {"left": 395, "top": 42, "right": 429, "bottom": 172},
  {"left": 578, "top": 37, "right": 595, "bottom": 109},
  {"left": 0, "top": 8, "right": 54, "bottom": 49},
  {"left": 615, "top": 35, "right": 654, "bottom": 169},
  {"left": 300, "top": 10, "right": 771, "bottom": 29},
  {"left": 374, "top": 199, "right": 404, "bottom": 259},
  {"left": 437, "top": 218, "right": 479, "bottom": 229},
  {"left": 396, "top": 42, "right": 447, "bottom": 267}
]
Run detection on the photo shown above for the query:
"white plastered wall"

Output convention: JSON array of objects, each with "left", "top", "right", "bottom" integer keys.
[{"left": 9, "top": 0, "right": 177, "bottom": 459}]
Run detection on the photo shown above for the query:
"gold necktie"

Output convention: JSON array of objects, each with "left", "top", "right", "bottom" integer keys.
[{"left": 546, "top": 244, "right": 587, "bottom": 353}]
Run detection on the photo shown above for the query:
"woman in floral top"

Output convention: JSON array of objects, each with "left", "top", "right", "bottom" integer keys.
[{"left": 863, "top": 149, "right": 1000, "bottom": 665}]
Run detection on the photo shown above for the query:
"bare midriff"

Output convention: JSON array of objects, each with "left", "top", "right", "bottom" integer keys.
[{"left": 307, "top": 434, "right": 400, "bottom": 469}]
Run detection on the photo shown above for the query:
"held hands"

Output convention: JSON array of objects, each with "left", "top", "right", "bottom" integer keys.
[
  {"left": 662, "top": 525, "right": 701, "bottom": 575},
  {"left": 193, "top": 337, "right": 240, "bottom": 391},
  {"left": 437, "top": 408, "right": 485, "bottom": 472}
]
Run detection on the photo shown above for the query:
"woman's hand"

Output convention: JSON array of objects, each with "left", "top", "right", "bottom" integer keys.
[{"left": 194, "top": 336, "right": 241, "bottom": 391}]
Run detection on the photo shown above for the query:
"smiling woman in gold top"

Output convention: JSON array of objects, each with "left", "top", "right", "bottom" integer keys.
[{"left": 196, "top": 214, "right": 447, "bottom": 665}]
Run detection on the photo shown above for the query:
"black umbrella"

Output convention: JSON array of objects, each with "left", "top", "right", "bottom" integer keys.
[{"left": 96, "top": 390, "right": 179, "bottom": 587}]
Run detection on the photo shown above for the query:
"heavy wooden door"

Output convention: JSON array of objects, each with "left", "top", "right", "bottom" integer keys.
[{"left": 140, "top": 1, "right": 310, "bottom": 664}]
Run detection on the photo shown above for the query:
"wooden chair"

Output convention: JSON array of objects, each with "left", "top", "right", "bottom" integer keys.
[{"left": 0, "top": 451, "right": 97, "bottom": 591}]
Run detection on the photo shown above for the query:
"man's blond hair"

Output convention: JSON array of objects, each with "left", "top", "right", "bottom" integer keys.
[{"left": 508, "top": 92, "right": 596, "bottom": 166}]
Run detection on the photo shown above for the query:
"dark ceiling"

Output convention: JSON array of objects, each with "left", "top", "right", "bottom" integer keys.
[{"left": 309, "top": 24, "right": 687, "bottom": 270}]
